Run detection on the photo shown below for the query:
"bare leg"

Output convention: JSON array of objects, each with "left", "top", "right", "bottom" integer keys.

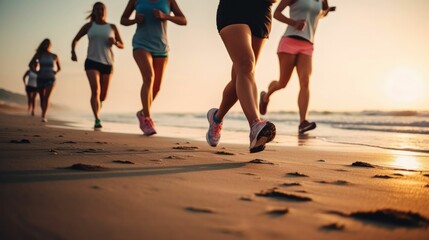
[
  {"left": 99, "top": 73, "right": 112, "bottom": 104},
  {"left": 39, "top": 85, "right": 54, "bottom": 119},
  {"left": 29, "top": 92, "right": 37, "bottom": 116},
  {"left": 263, "top": 53, "right": 297, "bottom": 102},
  {"left": 86, "top": 70, "right": 101, "bottom": 120},
  {"left": 152, "top": 57, "right": 168, "bottom": 100},
  {"left": 218, "top": 24, "right": 265, "bottom": 126},
  {"left": 133, "top": 49, "right": 154, "bottom": 117},
  {"left": 217, "top": 36, "right": 266, "bottom": 121},
  {"left": 295, "top": 54, "right": 312, "bottom": 122}
]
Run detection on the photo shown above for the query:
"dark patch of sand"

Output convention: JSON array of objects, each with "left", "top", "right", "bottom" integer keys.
[
  {"left": 317, "top": 159, "right": 325, "bottom": 162},
  {"left": 61, "top": 141, "right": 77, "bottom": 144},
  {"left": 239, "top": 196, "right": 252, "bottom": 202}
]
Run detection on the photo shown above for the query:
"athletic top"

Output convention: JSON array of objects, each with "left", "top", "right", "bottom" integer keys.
[
  {"left": 26, "top": 70, "right": 38, "bottom": 87},
  {"left": 87, "top": 22, "right": 115, "bottom": 65},
  {"left": 38, "top": 54, "right": 56, "bottom": 79},
  {"left": 132, "top": 0, "right": 170, "bottom": 54},
  {"left": 284, "top": 0, "right": 324, "bottom": 43}
]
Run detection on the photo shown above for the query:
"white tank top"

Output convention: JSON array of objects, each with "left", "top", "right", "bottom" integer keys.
[
  {"left": 284, "top": 0, "right": 323, "bottom": 43},
  {"left": 87, "top": 22, "right": 115, "bottom": 65},
  {"left": 26, "top": 70, "right": 38, "bottom": 87}
]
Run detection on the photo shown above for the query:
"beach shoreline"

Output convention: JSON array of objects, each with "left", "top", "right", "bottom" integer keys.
[{"left": 1, "top": 111, "right": 428, "bottom": 240}]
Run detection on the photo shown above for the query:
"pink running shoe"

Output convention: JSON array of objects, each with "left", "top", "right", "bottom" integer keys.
[
  {"left": 143, "top": 117, "right": 157, "bottom": 136},
  {"left": 249, "top": 120, "right": 276, "bottom": 153},
  {"left": 136, "top": 111, "right": 145, "bottom": 132},
  {"left": 136, "top": 111, "right": 157, "bottom": 136},
  {"left": 206, "top": 108, "right": 223, "bottom": 147}
]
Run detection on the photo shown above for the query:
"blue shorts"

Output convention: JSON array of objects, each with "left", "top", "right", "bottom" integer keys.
[{"left": 37, "top": 77, "right": 55, "bottom": 89}]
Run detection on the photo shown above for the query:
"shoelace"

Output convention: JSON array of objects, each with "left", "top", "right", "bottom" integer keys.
[{"left": 210, "top": 122, "right": 222, "bottom": 136}]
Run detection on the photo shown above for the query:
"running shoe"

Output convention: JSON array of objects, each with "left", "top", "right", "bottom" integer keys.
[
  {"left": 143, "top": 117, "right": 157, "bottom": 136},
  {"left": 136, "top": 111, "right": 145, "bottom": 132},
  {"left": 41, "top": 117, "right": 48, "bottom": 123},
  {"left": 249, "top": 120, "right": 276, "bottom": 153},
  {"left": 298, "top": 120, "right": 317, "bottom": 134},
  {"left": 206, "top": 108, "right": 222, "bottom": 147},
  {"left": 94, "top": 119, "right": 102, "bottom": 129},
  {"left": 259, "top": 91, "right": 269, "bottom": 115}
]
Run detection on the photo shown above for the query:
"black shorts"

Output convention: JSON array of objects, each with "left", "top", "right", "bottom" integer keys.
[
  {"left": 216, "top": 0, "right": 272, "bottom": 39},
  {"left": 85, "top": 59, "right": 113, "bottom": 75},
  {"left": 25, "top": 86, "right": 38, "bottom": 93}
]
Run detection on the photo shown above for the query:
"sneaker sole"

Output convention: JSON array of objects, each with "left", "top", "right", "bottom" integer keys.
[
  {"left": 250, "top": 121, "right": 276, "bottom": 153},
  {"left": 299, "top": 123, "right": 317, "bottom": 134}
]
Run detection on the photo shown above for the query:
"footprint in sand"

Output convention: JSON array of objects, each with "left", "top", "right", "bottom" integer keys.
[
  {"left": 215, "top": 151, "right": 235, "bottom": 156},
  {"left": 281, "top": 182, "right": 301, "bottom": 187},
  {"left": 112, "top": 160, "right": 135, "bottom": 164},
  {"left": 315, "top": 180, "right": 350, "bottom": 186},
  {"left": 319, "top": 223, "right": 345, "bottom": 231},
  {"left": 351, "top": 161, "right": 375, "bottom": 168},
  {"left": 255, "top": 188, "right": 312, "bottom": 202},
  {"left": 173, "top": 146, "right": 199, "bottom": 150},
  {"left": 326, "top": 209, "right": 429, "bottom": 228},
  {"left": 185, "top": 206, "right": 215, "bottom": 214},
  {"left": 372, "top": 175, "right": 394, "bottom": 179},
  {"left": 65, "top": 163, "right": 109, "bottom": 171},
  {"left": 10, "top": 139, "right": 31, "bottom": 144},
  {"left": 266, "top": 207, "right": 289, "bottom": 216},
  {"left": 286, "top": 172, "right": 309, "bottom": 177},
  {"left": 248, "top": 159, "right": 274, "bottom": 165}
]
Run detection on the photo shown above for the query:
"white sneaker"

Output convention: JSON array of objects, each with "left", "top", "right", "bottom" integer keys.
[
  {"left": 249, "top": 120, "right": 276, "bottom": 153},
  {"left": 206, "top": 108, "right": 222, "bottom": 147}
]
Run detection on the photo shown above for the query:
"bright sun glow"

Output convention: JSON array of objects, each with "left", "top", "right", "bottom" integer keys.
[
  {"left": 384, "top": 67, "right": 425, "bottom": 106},
  {"left": 391, "top": 155, "right": 420, "bottom": 170}
]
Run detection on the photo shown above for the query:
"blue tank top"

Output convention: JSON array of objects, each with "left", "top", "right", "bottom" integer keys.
[
  {"left": 38, "top": 53, "right": 56, "bottom": 79},
  {"left": 132, "top": 0, "right": 170, "bottom": 55}
]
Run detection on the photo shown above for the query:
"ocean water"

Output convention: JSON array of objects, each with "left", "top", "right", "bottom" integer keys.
[{"left": 59, "top": 110, "right": 429, "bottom": 154}]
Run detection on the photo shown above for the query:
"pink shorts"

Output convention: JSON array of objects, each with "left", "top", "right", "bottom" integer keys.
[{"left": 277, "top": 36, "right": 314, "bottom": 56}]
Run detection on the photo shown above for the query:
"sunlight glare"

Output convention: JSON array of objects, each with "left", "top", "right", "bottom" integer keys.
[{"left": 391, "top": 155, "right": 420, "bottom": 171}]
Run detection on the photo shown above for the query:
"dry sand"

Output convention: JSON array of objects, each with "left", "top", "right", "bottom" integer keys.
[{"left": 0, "top": 111, "right": 428, "bottom": 240}]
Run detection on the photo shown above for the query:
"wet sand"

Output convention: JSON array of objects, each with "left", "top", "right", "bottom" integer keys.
[{"left": 0, "top": 112, "right": 428, "bottom": 240}]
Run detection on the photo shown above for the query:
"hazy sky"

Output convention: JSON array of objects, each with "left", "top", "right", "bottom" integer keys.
[{"left": 1, "top": 0, "right": 428, "bottom": 113}]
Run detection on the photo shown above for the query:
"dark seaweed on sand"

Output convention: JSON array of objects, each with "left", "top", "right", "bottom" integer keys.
[
  {"left": 351, "top": 161, "right": 374, "bottom": 168},
  {"left": 255, "top": 188, "right": 312, "bottom": 202}
]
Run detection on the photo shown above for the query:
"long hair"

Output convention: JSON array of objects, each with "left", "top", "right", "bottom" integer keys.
[
  {"left": 36, "top": 38, "right": 50, "bottom": 55},
  {"left": 86, "top": 2, "right": 105, "bottom": 22}
]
